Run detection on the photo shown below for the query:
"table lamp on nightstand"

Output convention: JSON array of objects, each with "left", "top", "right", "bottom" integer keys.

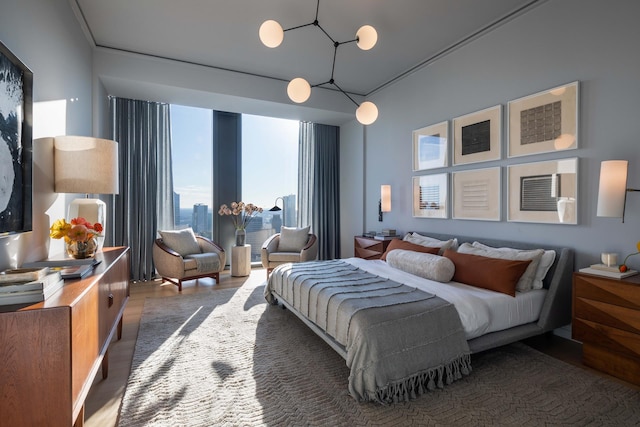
[{"left": 54, "top": 136, "right": 119, "bottom": 245}]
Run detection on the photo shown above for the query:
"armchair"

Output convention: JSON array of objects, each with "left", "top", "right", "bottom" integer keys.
[
  {"left": 153, "top": 228, "right": 226, "bottom": 291},
  {"left": 261, "top": 227, "right": 318, "bottom": 277}
]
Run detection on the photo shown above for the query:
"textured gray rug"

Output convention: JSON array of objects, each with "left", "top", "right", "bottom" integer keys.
[{"left": 118, "top": 282, "right": 640, "bottom": 426}]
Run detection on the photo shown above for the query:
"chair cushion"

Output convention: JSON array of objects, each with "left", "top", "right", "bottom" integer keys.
[
  {"left": 159, "top": 228, "right": 200, "bottom": 256},
  {"left": 269, "top": 252, "right": 302, "bottom": 263},
  {"left": 278, "top": 226, "right": 310, "bottom": 252}
]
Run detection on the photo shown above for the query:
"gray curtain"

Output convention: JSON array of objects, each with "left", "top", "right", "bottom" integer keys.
[
  {"left": 110, "top": 97, "right": 174, "bottom": 281},
  {"left": 298, "top": 122, "right": 340, "bottom": 260}
]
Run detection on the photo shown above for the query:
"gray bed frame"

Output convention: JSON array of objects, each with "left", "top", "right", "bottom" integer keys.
[{"left": 270, "top": 233, "right": 574, "bottom": 357}]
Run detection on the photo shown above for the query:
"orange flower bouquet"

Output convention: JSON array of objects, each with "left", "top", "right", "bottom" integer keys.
[{"left": 50, "top": 217, "right": 103, "bottom": 259}]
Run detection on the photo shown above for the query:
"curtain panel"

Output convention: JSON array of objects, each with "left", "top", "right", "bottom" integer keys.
[
  {"left": 298, "top": 122, "right": 341, "bottom": 260},
  {"left": 110, "top": 97, "right": 174, "bottom": 281}
]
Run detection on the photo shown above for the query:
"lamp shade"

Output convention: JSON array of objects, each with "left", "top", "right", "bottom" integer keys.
[
  {"left": 356, "top": 101, "right": 378, "bottom": 125},
  {"left": 597, "top": 160, "right": 628, "bottom": 217},
  {"left": 287, "top": 78, "right": 311, "bottom": 103},
  {"left": 54, "top": 136, "right": 119, "bottom": 194},
  {"left": 356, "top": 25, "right": 378, "bottom": 50},
  {"left": 259, "top": 20, "right": 284, "bottom": 48},
  {"left": 381, "top": 185, "right": 391, "bottom": 212}
]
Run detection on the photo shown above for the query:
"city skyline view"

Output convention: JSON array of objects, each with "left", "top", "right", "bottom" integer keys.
[{"left": 170, "top": 105, "right": 299, "bottom": 213}]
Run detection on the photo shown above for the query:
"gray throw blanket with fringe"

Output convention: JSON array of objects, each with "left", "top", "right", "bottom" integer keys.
[
  {"left": 186, "top": 252, "right": 220, "bottom": 273},
  {"left": 265, "top": 260, "right": 471, "bottom": 404}
]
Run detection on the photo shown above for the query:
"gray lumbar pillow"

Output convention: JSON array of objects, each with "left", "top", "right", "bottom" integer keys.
[
  {"left": 278, "top": 226, "right": 311, "bottom": 252},
  {"left": 159, "top": 228, "right": 201, "bottom": 256},
  {"left": 386, "top": 249, "right": 455, "bottom": 283}
]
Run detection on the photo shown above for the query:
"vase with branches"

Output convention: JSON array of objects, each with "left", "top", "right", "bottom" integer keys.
[{"left": 218, "top": 202, "right": 263, "bottom": 246}]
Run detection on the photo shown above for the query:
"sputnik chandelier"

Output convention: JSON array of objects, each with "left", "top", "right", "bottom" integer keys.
[{"left": 259, "top": 0, "right": 379, "bottom": 125}]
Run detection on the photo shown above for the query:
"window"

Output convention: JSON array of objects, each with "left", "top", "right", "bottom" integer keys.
[
  {"left": 170, "top": 106, "right": 299, "bottom": 264},
  {"left": 170, "top": 105, "right": 213, "bottom": 237},
  {"left": 242, "top": 114, "right": 299, "bottom": 261}
]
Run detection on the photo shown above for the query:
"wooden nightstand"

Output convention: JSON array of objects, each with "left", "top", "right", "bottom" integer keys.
[
  {"left": 572, "top": 271, "right": 640, "bottom": 385},
  {"left": 354, "top": 236, "right": 395, "bottom": 260}
]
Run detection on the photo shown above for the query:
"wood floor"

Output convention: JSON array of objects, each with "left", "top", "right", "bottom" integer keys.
[{"left": 83, "top": 267, "right": 636, "bottom": 427}]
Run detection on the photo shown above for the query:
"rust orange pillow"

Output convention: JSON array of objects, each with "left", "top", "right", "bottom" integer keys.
[
  {"left": 381, "top": 239, "right": 439, "bottom": 261},
  {"left": 443, "top": 249, "right": 532, "bottom": 297}
]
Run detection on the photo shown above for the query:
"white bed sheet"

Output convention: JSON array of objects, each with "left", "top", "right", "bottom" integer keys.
[{"left": 345, "top": 257, "right": 547, "bottom": 340}]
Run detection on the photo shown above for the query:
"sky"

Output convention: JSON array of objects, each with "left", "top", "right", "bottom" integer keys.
[{"left": 170, "top": 105, "right": 299, "bottom": 211}]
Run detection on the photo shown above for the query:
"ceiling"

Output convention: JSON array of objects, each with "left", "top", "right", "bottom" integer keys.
[{"left": 74, "top": 0, "right": 541, "bottom": 98}]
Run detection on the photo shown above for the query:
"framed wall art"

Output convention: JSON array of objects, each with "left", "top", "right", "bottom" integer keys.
[
  {"left": 0, "top": 40, "right": 33, "bottom": 235},
  {"left": 507, "top": 157, "right": 578, "bottom": 224},
  {"left": 452, "top": 167, "right": 501, "bottom": 221},
  {"left": 508, "top": 81, "right": 579, "bottom": 158},
  {"left": 453, "top": 105, "right": 501, "bottom": 166},
  {"left": 412, "top": 173, "right": 448, "bottom": 219},
  {"left": 412, "top": 121, "right": 448, "bottom": 171}
]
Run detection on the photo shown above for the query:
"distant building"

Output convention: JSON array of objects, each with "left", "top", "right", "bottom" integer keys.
[
  {"left": 192, "top": 203, "right": 209, "bottom": 236},
  {"left": 283, "top": 194, "right": 296, "bottom": 227}
]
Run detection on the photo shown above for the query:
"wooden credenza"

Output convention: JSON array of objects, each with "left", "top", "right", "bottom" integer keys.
[
  {"left": 572, "top": 271, "right": 640, "bottom": 385},
  {"left": 0, "top": 246, "right": 130, "bottom": 426}
]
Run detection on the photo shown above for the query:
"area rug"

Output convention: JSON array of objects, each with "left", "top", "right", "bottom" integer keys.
[{"left": 118, "top": 282, "right": 640, "bottom": 426}]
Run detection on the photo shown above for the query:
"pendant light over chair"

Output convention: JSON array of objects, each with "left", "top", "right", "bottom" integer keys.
[{"left": 259, "top": 0, "right": 379, "bottom": 125}]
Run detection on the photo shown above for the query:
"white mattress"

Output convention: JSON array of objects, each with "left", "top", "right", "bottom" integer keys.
[{"left": 345, "top": 257, "right": 547, "bottom": 340}]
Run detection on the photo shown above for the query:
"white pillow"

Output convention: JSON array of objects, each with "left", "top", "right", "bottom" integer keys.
[
  {"left": 159, "top": 228, "right": 200, "bottom": 256},
  {"left": 278, "top": 226, "right": 311, "bottom": 252},
  {"left": 471, "top": 242, "right": 555, "bottom": 290},
  {"left": 403, "top": 232, "right": 458, "bottom": 255},
  {"left": 386, "top": 250, "right": 455, "bottom": 283}
]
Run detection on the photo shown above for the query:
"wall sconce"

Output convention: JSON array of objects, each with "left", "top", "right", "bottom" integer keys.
[
  {"left": 54, "top": 136, "right": 119, "bottom": 237},
  {"left": 596, "top": 160, "right": 639, "bottom": 223},
  {"left": 378, "top": 185, "right": 391, "bottom": 222}
]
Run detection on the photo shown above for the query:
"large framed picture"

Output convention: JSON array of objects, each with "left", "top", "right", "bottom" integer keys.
[
  {"left": 0, "top": 40, "right": 33, "bottom": 235},
  {"left": 412, "top": 174, "right": 448, "bottom": 219},
  {"left": 453, "top": 105, "right": 501, "bottom": 166},
  {"left": 412, "top": 121, "right": 448, "bottom": 171},
  {"left": 452, "top": 167, "right": 501, "bottom": 221},
  {"left": 507, "top": 158, "right": 578, "bottom": 224},
  {"left": 508, "top": 81, "right": 579, "bottom": 158}
]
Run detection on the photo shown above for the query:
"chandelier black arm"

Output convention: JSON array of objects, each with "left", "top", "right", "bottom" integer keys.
[
  {"left": 311, "top": 79, "right": 360, "bottom": 108},
  {"left": 283, "top": 21, "right": 316, "bottom": 32},
  {"left": 330, "top": 80, "right": 360, "bottom": 108}
]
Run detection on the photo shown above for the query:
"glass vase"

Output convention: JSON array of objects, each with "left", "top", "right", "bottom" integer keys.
[
  {"left": 66, "top": 239, "right": 97, "bottom": 259},
  {"left": 235, "top": 228, "right": 246, "bottom": 246}
]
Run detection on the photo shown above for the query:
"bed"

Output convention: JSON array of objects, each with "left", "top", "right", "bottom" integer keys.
[{"left": 264, "top": 232, "right": 574, "bottom": 403}]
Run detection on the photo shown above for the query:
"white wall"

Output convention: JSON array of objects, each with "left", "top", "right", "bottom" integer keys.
[
  {"left": 0, "top": 0, "right": 94, "bottom": 268},
  {"left": 341, "top": 0, "right": 640, "bottom": 269}
]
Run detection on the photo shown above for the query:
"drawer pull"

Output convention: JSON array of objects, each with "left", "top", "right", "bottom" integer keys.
[{"left": 108, "top": 293, "right": 114, "bottom": 307}]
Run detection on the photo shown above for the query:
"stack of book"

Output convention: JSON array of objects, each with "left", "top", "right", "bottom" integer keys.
[
  {"left": 23, "top": 256, "right": 99, "bottom": 279},
  {"left": 374, "top": 229, "right": 400, "bottom": 240},
  {"left": 0, "top": 268, "right": 65, "bottom": 306},
  {"left": 578, "top": 263, "right": 638, "bottom": 279}
]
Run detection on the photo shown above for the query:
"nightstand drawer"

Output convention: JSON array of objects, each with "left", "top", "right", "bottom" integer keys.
[
  {"left": 574, "top": 274, "right": 640, "bottom": 310},
  {"left": 354, "top": 236, "right": 394, "bottom": 260},
  {"left": 574, "top": 297, "right": 640, "bottom": 334},
  {"left": 573, "top": 317, "right": 640, "bottom": 361}
]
